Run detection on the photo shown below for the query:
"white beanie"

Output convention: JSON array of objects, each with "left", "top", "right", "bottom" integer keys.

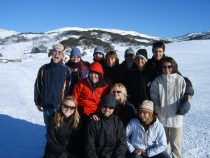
[{"left": 139, "top": 100, "right": 154, "bottom": 112}]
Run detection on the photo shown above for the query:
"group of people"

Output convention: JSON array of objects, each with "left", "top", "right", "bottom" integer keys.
[{"left": 34, "top": 41, "right": 194, "bottom": 158}]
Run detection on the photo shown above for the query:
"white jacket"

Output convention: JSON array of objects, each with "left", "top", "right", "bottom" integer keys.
[
  {"left": 150, "top": 73, "right": 186, "bottom": 127},
  {"left": 126, "top": 118, "right": 167, "bottom": 157}
]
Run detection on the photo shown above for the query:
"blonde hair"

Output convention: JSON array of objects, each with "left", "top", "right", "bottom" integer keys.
[
  {"left": 110, "top": 83, "right": 127, "bottom": 105},
  {"left": 53, "top": 96, "right": 80, "bottom": 129}
]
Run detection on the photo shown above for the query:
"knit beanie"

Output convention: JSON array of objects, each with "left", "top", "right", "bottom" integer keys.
[
  {"left": 70, "top": 47, "right": 81, "bottom": 57},
  {"left": 136, "top": 49, "right": 148, "bottom": 62},
  {"left": 139, "top": 100, "right": 154, "bottom": 118},
  {"left": 124, "top": 48, "right": 135, "bottom": 57},
  {"left": 101, "top": 95, "right": 117, "bottom": 109},
  {"left": 93, "top": 46, "right": 104, "bottom": 56},
  {"left": 52, "top": 43, "right": 66, "bottom": 55}
]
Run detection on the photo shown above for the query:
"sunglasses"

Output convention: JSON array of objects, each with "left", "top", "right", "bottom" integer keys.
[
  {"left": 62, "top": 103, "right": 76, "bottom": 110},
  {"left": 52, "top": 49, "right": 63, "bottom": 55},
  {"left": 125, "top": 54, "right": 134, "bottom": 57},
  {"left": 113, "top": 90, "right": 121, "bottom": 94},
  {"left": 102, "top": 105, "right": 115, "bottom": 110},
  {"left": 162, "top": 65, "right": 172, "bottom": 69}
]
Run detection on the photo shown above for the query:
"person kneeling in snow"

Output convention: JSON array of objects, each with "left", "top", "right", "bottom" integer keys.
[{"left": 126, "top": 100, "right": 170, "bottom": 158}]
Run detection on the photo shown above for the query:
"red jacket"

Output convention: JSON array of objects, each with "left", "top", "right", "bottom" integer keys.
[{"left": 72, "top": 62, "right": 109, "bottom": 115}]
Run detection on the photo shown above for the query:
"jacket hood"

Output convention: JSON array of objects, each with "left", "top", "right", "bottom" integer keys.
[{"left": 88, "top": 62, "right": 104, "bottom": 77}]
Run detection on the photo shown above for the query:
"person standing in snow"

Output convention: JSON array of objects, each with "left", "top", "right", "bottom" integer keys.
[
  {"left": 34, "top": 43, "right": 71, "bottom": 128},
  {"left": 150, "top": 56, "right": 186, "bottom": 158},
  {"left": 147, "top": 41, "right": 194, "bottom": 99},
  {"left": 93, "top": 46, "right": 106, "bottom": 66},
  {"left": 43, "top": 96, "right": 83, "bottom": 158},
  {"left": 126, "top": 100, "right": 170, "bottom": 158},
  {"left": 66, "top": 47, "right": 90, "bottom": 94}
]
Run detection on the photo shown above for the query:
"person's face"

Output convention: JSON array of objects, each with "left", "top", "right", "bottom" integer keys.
[
  {"left": 70, "top": 55, "right": 81, "bottom": 63},
  {"left": 138, "top": 110, "right": 150, "bottom": 122},
  {"left": 135, "top": 57, "right": 146, "bottom": 70},
  {"left": 61, "top": 100, "right": 76, "bottom": 118},
  {"left": 52, "top": 48, "right": 64, "bottom": 63},
  {"left": 125, "top": 54, "right": 135, "bottom": 63},
  {"left": 101, "top": 106, "right": 114, "bottom": 117},
  {"left": 152, "top": 47, "right": 165, "bottom": 60},
  {"left": 111, "top": 86, "right": 122, "bottom": 101},
  {"left": 89, "top": 71, "right": 99, "bottom": 83},
  {"left": 162, "top": 62, "right": 173, "bottom": 75},
  {"left": 106, "top": 57, "right": 116, "bottom": 67},
  {"left": 94, "top": 53, "right": 103, "bottom": 61}
]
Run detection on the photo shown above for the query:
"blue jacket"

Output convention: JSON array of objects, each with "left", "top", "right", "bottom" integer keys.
[
  {"left": 126, "top": 117, "right": 167, "bottom": 157},
  {"left": 34, "top": 60, "right": 71, "bottom": 109}
]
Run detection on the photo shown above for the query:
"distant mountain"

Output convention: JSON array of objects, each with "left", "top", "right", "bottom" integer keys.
[{"left": 173, "top": 31, "right": 210, "bottom": 41}]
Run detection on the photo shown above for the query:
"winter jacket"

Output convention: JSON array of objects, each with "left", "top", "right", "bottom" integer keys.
[
  {"left": 44, "top": 116, "right": 82, "bottom": 158},
  {"left": 150, "top": 73, "right": 186, "bottom": 127},
  {"left": 85, "top": 113, "right": 127, "bottom": 158},
  {"left": 103, "top": 64, "right": 127, "bottom": 89},
  {"left": 34, "top": 60, "right": 71, "bottom": 109},
  {"left": 126, "top": 117, "right": 167, "bottom": 157},
  {"left": 66, "top": 59, "right": 89, "bottom": 94},
  {"left": 147, "top": 56, "right": 194, "bottom": 96},
  {"left": 72, "top": 62, "right": 109, "bottom": 115},
  {"left": 114, "top": 100, "right": 137, "bottom": 127},
  {"left": 127, "top": 67, "right": 159, "bottom": 109}
]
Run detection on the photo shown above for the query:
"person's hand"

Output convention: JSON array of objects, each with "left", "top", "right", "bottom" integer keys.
[
  {"left": 140, "top": 150, "right": 147, "bottom": 157},
  {"left": 185, "top": 94, "right": 192, "bottom": 100},
  {"left": 37, "top": 105, "right": 43, "bottom": 112},
  {"left": 91, "top": 115, "right": 100, "bottom": 121},
  {"left": 133, "top": 149, "right": 141, "bottom": 155}
]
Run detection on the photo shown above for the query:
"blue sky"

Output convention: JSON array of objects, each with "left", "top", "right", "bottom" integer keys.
[{"left": 0, "top": 0, "right": 209, "bottom": 38}]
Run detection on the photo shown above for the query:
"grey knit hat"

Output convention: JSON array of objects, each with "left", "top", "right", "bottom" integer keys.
[
  {"left": 139, "top": 100, "right": 154, "bottom": 112},
  {"left": 93, "top": 46, "right": 104, "bottom": 56},
  {"left": 124, "top": 48, "right": 135, "bottom": 57}
]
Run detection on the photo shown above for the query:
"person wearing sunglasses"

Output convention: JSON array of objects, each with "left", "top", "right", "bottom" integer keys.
[
  {"left": 150, "top": 56, "right": 186, "bottom": 158},
  {"left": 147, "top": 41, "right": 194, "bottom": 100},
  {"left": 43, "top": 96, "right": 84, "bottom": 158},
  {"left": 127, "top": 49, "right": 159, "bottom": 110},
  {"left": 66, "top": 47, "right": 90, "bottom": 94},
  {"left": 34, "top": 43, "right": 72, "bottom": 129},
  {"left": 126, "top": 100, "right": 170, "bottom": 158},
  {"left": 103, "top": 50, "right": 126, "bottom": 89},
  {"left": 85, "top": 95, "right": 127, "bottom": 158}
]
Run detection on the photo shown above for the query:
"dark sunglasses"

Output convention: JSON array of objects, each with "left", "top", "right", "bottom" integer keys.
[
  {"left": 162, "top": 65, "right": 172, "bottom": 69},
  {"left": 52, "top": 49, "right": 63, "bottom": 55},
  {"left": 113, "top": 90, "right": 121, "bottom": 94},
  {"left": 62, "top": 103, "right": 76, "bottom": 110},
  {"left": 125, "top": 54, "right": 134, "bottom": 57},
  {"left": 102, "top": 105, "right": 115, "bottom": 110}
]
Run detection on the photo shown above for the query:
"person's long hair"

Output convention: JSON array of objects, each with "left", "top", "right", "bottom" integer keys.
[
  {"left": 110, "top": 83, "right": 127, "bottom": 105},
  {"left": 161, "top": 56, "right": 178, "bottom": 74},
  {"left": 53, "top": 96, "right": 80, "bottom": 129}
]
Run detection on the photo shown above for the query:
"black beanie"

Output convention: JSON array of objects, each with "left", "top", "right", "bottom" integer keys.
[{"left": 136, "top": 49, "right": 148, "bottom": 61}]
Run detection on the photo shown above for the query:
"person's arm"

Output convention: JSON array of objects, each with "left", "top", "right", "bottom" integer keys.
[
  {"left": 112, "top": 118, "right": 127, "bottom": 158},
  {"left": 146, "top": 123, "right": 167, "bottom": 157},
  {"left": 85, "top": 120, "right": 98, "bottom": 158},
  {"left": 34, "top": 67, "right": 43, "bottom": 111},
  {"left": 150, "top": 80, "right": 160, "bottom": 114},
  {"left": 177, "top": 71, "right": 194, "bottom": 98},
  {"left": 126, "top": 120, "right": 136, "bottom": 153}
]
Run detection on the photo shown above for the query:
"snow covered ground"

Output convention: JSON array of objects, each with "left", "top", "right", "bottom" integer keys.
[{"left": 0, "top": 40, "right": 210, "bottom": 158}]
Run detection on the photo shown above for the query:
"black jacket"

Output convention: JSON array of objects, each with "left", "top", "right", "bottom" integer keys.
[
  {"left": 127, "top": 67, "right": 159, "bottom": 109},
  {"left": 103, "top": 64, "right": 126, "bottom": 89},
  {"left": 114, "top": 101, "right": 137, "bottom": 128},
  {"left": 147, "top": 56, "right": 194, "bottom": 96},
  {"left": 85, "top": 113, "right": 127, "bottom": 158},
  {"left": 44, "top": 116, "right": 82, "bottom": 158},
  {"left": 34, "top": 60, "right": 71, "bottom": 109}
]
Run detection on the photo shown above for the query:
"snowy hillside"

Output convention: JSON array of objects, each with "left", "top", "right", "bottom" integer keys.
[{"left": 0, "top": 39, "right": 210, "bottom": 158}]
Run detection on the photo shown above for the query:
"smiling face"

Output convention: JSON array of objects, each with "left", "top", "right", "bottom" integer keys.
[
  {"left": 52, "top": 48, "right": 64, "bottom": 63},
  {"left": 101, "top": 106, "right": 114, "bottom": 117},
  {"left": 110, "top": 86, "right": 122, "bottom": 101},
  {"left": 89, "top": 71, "right": 99, "bottom": 83},
  {"left": 135, "top": 57, "right": 146, "bottom": 70},
  {"left": 70, "top": 55, "right": 81, "bottom": 63},
  {"left": 94, "top": 52, "right": 104, "bottom": 61},
  {"left": 152, "top": 47, "right": 165, "bottom": 60},
  {"left": 138, "top": 110, "right": 150, "bottom": 122},
  {"left": 61, "top": 100, "right": 76, "bottom": 118},
  {"left": 162, "top": 61, "right": 173, "bottom": 75}
]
